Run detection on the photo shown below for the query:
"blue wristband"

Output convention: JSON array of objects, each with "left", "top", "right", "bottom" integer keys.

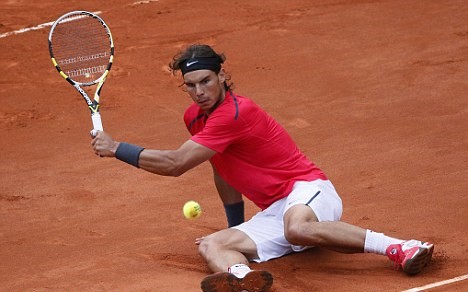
[
  {"left": 115, "top": 142, "right": 145, "bottom": 168},
  {"left": 224, "top": 201, "right": 245, "bottom": 227}
]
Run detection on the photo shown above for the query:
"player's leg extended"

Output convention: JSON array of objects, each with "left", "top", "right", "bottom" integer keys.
[
  {"left": 282, "top": 180, "right": 364, "bottom": 252},
  {"left": 284, "top": 205, "right": 367, "bottom": 253},
  {"left": 283, "top": 180, "right": 434, "bottom": 274}
]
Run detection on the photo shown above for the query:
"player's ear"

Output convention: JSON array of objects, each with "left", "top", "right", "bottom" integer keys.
[{"left": 218, "top": 68, "right": 226, "bottom": 84}]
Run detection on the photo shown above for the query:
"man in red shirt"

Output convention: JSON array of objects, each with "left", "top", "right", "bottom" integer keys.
[
  {"left": 185, "top": 89, "right": 327, "bottom": 210},
  {"left": 92, "top": 44, "right": 434, "bottom": 292}
]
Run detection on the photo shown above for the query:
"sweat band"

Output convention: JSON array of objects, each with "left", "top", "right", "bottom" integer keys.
[
  {"left": 224, "top": 201, "right": 245, "bottom": 227},
  {"left": 181, "top": 57, "right": 221, "bottom": 75},
  {"left": 115, "top": 142, "right": 145, "bottom": 168}
]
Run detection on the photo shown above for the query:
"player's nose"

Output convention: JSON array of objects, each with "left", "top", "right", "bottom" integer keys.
[{"left": 195, "top": 84, "right": 204, "bottom": 96}]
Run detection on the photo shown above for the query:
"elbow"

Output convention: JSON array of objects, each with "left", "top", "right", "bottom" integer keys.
[
  {"left": 149, "top": 166, "right": 184, "bottom": 177},
  {"left": 165, "top": 158, "right": 187, "bottom": 177},
  {"left": 168, "top": 167, "right": 186, "bottom": 177}
]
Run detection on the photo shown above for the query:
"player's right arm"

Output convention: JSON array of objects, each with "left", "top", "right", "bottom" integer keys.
[
  {"left": 91, "top": 131, "right": 215, "bottom": 176},
  {"left": 139, "top": 139, "right": 215, "bottom": 176}
]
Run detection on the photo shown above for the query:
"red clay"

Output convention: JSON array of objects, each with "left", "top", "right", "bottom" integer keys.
[{"left": 1, "top": 1, "right": 467, "bottom": 291}]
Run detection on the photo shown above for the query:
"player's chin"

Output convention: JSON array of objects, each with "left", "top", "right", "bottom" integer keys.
[{"left": 198, "top": 102, "right": 213, "bottom": 111}]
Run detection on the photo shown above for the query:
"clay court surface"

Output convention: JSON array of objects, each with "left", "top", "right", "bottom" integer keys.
[{"left": 1, "top": 0, "right": 467, "bottom": 291}]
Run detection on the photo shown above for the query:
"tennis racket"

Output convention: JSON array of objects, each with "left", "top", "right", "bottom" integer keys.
[{"left": 48, "top": 11, "right": 114, "bottom": 135}]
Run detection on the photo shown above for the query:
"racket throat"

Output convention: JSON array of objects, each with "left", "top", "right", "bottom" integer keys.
[{"left": 88, "top": 104, "right": 100, "bottom": 114}]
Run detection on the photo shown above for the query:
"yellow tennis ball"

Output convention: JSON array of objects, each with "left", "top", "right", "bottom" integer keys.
[{"left": 183, "top": 200, "right": 202, "bottom": 219}]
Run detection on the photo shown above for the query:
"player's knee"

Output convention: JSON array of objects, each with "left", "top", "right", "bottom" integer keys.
[
  {"left": 198, "top": 236, "right": 221, "bottom": 259},
  {"left": 284, "top": 223, "right": 305, "bottom": 245},
  {"left": 198, "top": 238, "right": 210, "bottom": 259},
  {"left": 284, "top": 222, "right": 322, "bottom": 246}
]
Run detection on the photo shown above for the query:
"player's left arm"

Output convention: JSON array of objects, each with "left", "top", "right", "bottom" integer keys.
[
  {"left": 212, "top": 166, "right": 245, "bottom": 227},
  {"left": 91, "top": 131, "right": 215, "bottom": 176}
]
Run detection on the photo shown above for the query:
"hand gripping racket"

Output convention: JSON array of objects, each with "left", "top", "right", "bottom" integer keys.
[{"left": 48, "top": 11, "right": 114, "bottom": 135}]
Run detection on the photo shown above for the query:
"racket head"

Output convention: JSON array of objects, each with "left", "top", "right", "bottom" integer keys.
[{"left": 48, "top": 11, "right": 114, "bottom": 86}]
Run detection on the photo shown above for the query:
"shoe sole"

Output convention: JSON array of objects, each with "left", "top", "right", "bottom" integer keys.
[
  {"left": 403, "top": 244, "right": 434, "bottom": 275},
  {"left": 201, "top": 270, "right": 273, "bottom": 292},
  {"left": 241, "top": 270, "right": 273, "bottom": 292}
]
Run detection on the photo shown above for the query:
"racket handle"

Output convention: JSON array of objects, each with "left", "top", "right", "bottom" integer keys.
[{"left": 91, "top": 113, "right": 103, "bottom": 137}]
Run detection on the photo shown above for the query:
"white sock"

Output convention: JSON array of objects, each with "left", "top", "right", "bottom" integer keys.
[
  {"left": 228, "top": 264, "right": 251, "bottom": 279},
  {"left": 364, "top": 230, "right": 404, "bottom": 255}
]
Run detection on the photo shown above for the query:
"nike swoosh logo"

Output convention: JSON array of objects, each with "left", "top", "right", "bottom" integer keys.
[{"left": 186, "top": 60, "right": 199, "bottom": 67}]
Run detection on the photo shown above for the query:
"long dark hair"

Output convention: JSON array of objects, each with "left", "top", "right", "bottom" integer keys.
[{"left": 169, "top": 44, "right": 232, "bottom": 91}]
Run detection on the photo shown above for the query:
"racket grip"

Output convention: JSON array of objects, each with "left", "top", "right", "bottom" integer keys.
[{"left": 91, "top": 113, "right": 103, "bottom": 137}]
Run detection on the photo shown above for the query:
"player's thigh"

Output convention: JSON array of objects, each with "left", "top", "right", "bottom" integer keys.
[
  {"left": 284, "top": 180, "right": 343, "bottom": 224},
  {"left": 232, "top": 201, "right": 294, "bottom": 262},
  {"left": 284, "top": 203, "right": 319, "bottom": 227}
]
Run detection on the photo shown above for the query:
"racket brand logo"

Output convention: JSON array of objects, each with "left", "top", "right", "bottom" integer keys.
[
  {"left": 59, "top": 52, "right": 109, "bottom": 66},
  {"left": 73, "top": 84, "right": 93, "bottom": 106},
  {"left": 68, "top": 65, "right": 106, "bottom": 78},
  {"left": 186, "top": 60, "right": 199, "bottom": 67}
]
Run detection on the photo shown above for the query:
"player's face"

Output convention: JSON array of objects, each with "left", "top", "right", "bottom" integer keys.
[{"left": 183, "top": 69, "right": 226, "bottom": 114}]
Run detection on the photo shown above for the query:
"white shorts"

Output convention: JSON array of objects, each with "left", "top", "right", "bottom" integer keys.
[{"left": 232, "top": 179, "right": 343, "bottom": 262}]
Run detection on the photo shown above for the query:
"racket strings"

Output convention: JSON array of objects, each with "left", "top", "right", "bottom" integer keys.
[{"left": 51, "top": 14, "right": 112, "bottom": 84}]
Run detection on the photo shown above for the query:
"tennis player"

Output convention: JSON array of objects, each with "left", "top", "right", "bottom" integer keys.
[{"left": 91, "top": 44, "right": 434, "bottom": 292}]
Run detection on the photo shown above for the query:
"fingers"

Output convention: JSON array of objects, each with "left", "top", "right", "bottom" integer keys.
[
  {"left": 90, "top": 129, "right": 99, "bottom": 138},
  {"left": 90, "top": 131, "right": 117, "bottom": 158},
  {"left": 90, "top": 130, "right": 100, "bottom": 146},
  {"left": 195, "top": 236, "right": 205, "bottom": 245},
  {"left": 90, "top": 130, "right": 103, "bottom": 156}
]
